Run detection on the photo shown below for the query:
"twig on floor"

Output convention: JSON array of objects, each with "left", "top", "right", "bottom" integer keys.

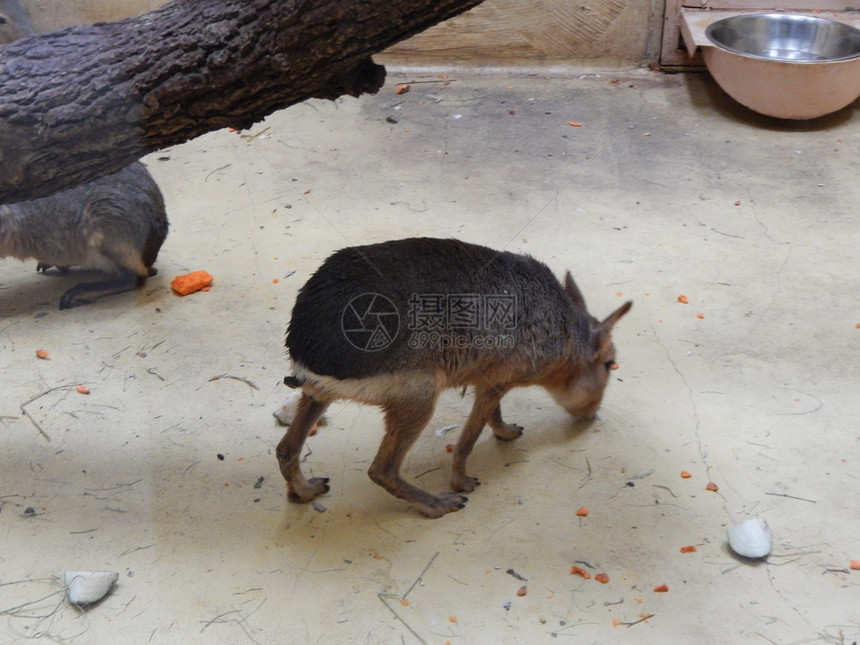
[
  {"left": 209, "top": 374, "right": 260, "bottom": 390},
  {"left": 21, "top": 409, "right": 51, "bottom": 442},
  {"left": 20, "top": 382, "right": 91, "bottom": 442},
  {"left": 622, "top": 613, "right": 655, "bottom": 628},
  {"left": 765, "top": 492, "right": 816, "bottom": 503},
  {"left": 378, "top": 593, "right": 427, "bottom": 645},
  {"left": 402, "top": 552, "right": 439, "bottom": 602}
]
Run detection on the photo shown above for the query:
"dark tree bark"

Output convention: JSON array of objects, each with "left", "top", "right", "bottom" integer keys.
[{"left": 0, "top": 0, "right": 486, "bottom": 204}]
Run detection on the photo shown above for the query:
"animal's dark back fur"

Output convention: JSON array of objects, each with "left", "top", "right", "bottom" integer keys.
[{"left": 287, "top": 238, "right": 588, "bottom": 380}]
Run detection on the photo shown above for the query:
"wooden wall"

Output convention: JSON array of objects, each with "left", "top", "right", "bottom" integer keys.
[{"left": 21, "top": 0, "right": 662, "bottom": 66}]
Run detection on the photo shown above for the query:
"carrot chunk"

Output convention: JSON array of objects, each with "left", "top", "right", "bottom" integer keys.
[{"left": 171, "top": 270, "right": 213, "bottom": 296}]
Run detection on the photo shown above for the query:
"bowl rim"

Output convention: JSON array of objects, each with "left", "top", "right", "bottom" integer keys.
[{"left": 705, "top": 12, "right": 860, "bottom": 63}]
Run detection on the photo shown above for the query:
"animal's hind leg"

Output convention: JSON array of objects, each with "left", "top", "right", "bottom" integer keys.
[
  {"left": 276, "top": 393, "right": 331, "bottom": 503},
  {"left": 369, "top": 396, "right": 467, "bottom": 518},
  {"left": 58, "top": 243, "right": 152, "bottom": 309}
]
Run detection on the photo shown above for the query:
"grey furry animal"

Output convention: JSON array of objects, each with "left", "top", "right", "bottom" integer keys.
[
  {"left": 0, "top": 1, "right": 169, "bottom": 309},
  {"left": 0, "top": 162, "right": 169, "bottom": 309},
  {"left": 0, "top": 0, "right": 35, "bottom": 41},
  {"left": 278, "top": 237, "right": 632, "bottom": 518}
]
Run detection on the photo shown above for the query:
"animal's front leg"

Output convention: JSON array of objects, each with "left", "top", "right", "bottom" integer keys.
[
  {"left": 450, "top": 386, "right": 506, "bottom": 493},
  {"left": 489, "top": 403, "right": 523, "bottom": 440}
]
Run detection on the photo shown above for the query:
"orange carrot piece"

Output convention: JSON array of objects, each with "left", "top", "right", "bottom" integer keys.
[
  {"left": 594, "top": 573, "right": 609, "bottom": 584},
  {"left": 516, "top": 585, "right": 527, "bottom": 596},
  {"left": 706, "top": 482, "right": 719, "bottom": 492},
  {"left": 576, "top": 506, "right": 589, "bottom": 517},
  {"left": 75, "top": 385, "right": 90, "bottom": 395},
  {"left": 680, "top": 470, "right": 692, "bottom": 478},
  {"left": 35, "top": 349, "right": 50, "bottom": 359},
  {"left": 171, "top": 270, "right": 213, "bottom": 296},
  {"left": 653, "top": 583, "right": 669, "bottom": 592},
  {"left": 677, "top": 295, "right": 689, "bottom": 304},
  {"left": 570, "top": 566, "right": 591, "bottom": 579},
  {"left": 680, "top": 546, "right": 697, "bottom": 553},
  {"left": 850, "top": 560, "right": 860, "bottom": 570}
]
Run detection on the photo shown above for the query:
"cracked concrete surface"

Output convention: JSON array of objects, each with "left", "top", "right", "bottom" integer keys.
[{"left": 1, "top": 68, "right": 858, "bottom": 644}]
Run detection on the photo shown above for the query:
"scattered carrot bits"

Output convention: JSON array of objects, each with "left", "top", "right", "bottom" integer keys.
[
  {"left": 35, "top": 349, "right": 50, "bottom": 359},
  {"left": 594, "top": 573, "right": 609, "bottom": 584},
  {"left": 575, "top": 506, "right": 589, "bottom": 517},
  {"left": 680, "top": 470, "right": 692, "bottom": 479},
  {"left": 395, "top": 83, "right": 410, "bottom": 94},
  {"left": 448, "top": 616, "right": 458, "bottom": 624},
  {"left": 696, "top": 313, "right": 706, "bottom": 319},
  {"left": 445, "top": 443, "right": 454, "bottom": 452},
  {"left": 612, "top": 618, "right": 622, "bottom": 627},
  {"left": 706, "top": 482, "right": 719, "bottom": 492},
  {"left": 850, "top": 560, "right": 860, "bottom": 571},
  {"left": 610, "top": 362, "right": 620, "bottom": 370},
  {"left": 516, "top": 585, "right": 527, "bottom": 597},
  {"left": 567, "top": 121, "right": 583, "bottom": 127},
  {"left": 171, "top": 270, "right": 213, "bottom": 296},
  {"left": 677, "top": 295, "right": 689, "bottom": 304},
  {"left": 680, "top": 545, "right": 697, "bottom": 553},
  {"left": 400, "top": 599, "right": 409, "bottom": 607},
  {"left": 75, "top": 385, "right": 90, "bottom": 395},
  {"left": 653, "top": 584, "right": 669, "bottom": 592},
  {"left": 570, "top": 566, "right": 591, "bottom": 579}
]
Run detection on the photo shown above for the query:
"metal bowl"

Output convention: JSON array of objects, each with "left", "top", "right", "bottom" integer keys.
[
  {"left": 704, "top": 14, "right": 860, "bottom": 119},
  {"left": 707, "top": 13, "right": 860, "bottom": 62}
]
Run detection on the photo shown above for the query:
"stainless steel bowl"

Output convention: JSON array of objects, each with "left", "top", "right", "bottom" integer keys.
[
  {"left": 703, "top": 13, "right": 860, "bottom": 119},
  {"left": 706, "top": 13, "right": 860, "bottom": 62}
]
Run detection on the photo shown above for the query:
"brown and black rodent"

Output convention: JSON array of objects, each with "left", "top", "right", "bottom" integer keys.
[{"left": 279, "top": 237, "right": 632, "bottom": 518}]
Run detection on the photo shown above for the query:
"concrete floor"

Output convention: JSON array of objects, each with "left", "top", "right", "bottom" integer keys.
[{"left": 1, "top": 67, "right": 858, "bottom": 644}]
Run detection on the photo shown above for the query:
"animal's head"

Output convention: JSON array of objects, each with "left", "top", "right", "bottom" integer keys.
[
  {"left": 0, "top": 0, "right": 35, "bottom": 44},
  {"left": 548, "top": 272, "right": 632, "bottom": 418}
]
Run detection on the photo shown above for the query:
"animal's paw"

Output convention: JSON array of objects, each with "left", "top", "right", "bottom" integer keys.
[
  {"left": 451, "top": 474, "right": 481, "bottom": 493},
  {"left": 287, "top": 477, "right": 330, "bottom": 503},
  {"left": 492, "top": 422, "right": 524, "bottom": 441},
  {"left": 417, "top": 492, "right": 469, "bottom": 518},
  {"left": 59, "top": 286, "right": 95, "bottom": 310},
  {"left": 37, "top": 263, "right": 70, "bottom": 274}
]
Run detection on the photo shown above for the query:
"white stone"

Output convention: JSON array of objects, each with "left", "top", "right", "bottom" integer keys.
[
  {"left": 64, "top": 571, "right": 118, "bottom": 605},
  {"left": 727, "top": 518, "right": 772, "bottom": 559}
]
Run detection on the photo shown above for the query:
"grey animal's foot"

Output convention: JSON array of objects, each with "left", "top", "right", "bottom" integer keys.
[
  {"left": 492, "top": 422, "right": 524, "bottom": 441},
  {"left": 451, "top": 474, "right": 481, "bottom": 493},
  {"left": 415, "top": 492, "right": 469, "bottom": 519},
  {"left": 36, "top": 263, "right": 70, "bottom": 273},
  {"left": 287, "top": 477, "right": 330, "bottom": 503}
]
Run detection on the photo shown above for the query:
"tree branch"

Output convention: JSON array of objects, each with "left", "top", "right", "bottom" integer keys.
[{"left": 0, "top": 0, "right": 486, "bottom": 203}]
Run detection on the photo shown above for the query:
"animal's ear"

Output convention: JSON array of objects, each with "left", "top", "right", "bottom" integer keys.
[
  {"left": 563, "top": 271, "right": 587, "bottom": 310},
  {"left": 601, "top": 300, "right": 632, "bottom": 331},
  {"left": 590, "top": 301, "right": 633, "bottom": 357}
]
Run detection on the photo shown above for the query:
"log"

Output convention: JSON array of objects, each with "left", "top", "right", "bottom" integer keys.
[{"left": 0, "top": 0, "right": 486, "bottom": 203}]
